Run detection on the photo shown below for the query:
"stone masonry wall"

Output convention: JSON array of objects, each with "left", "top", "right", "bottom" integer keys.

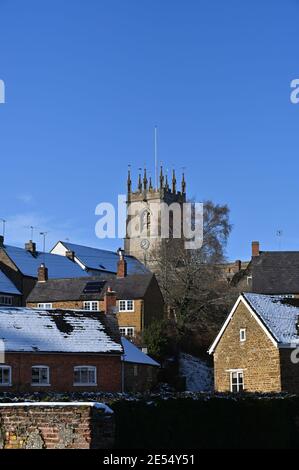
[
  {"left": 0, "top": 404, "right": 115, "bottom": 449},
  {"left": 214, "top": 301, "right": 282, "bottom": 393}
]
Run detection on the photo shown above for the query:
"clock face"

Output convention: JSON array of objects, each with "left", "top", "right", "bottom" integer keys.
[{"left": 140, "top": 239, "right": 150, "bottom": 251}]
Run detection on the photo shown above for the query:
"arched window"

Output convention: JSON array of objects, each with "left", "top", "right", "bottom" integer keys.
[{"left": 140, "top": 210, "right": 151, "bottom": 233}]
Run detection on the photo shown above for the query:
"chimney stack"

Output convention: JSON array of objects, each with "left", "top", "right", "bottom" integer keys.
[
  {"left": 117, "top": 248, "right": 127, "bottom": 278},
  {"left": 66, "top": 250, "right": 75, "bottom": 262},
  {"left": 0, "top": 235, "right": 4, "bottom": 248},
  {"left": 38, "top": 263, "right": 48, "bottom": 283},
  {"left": 104, "top": 286, "right": 117, "bottom": 315},
  {"left": 25, "top": 240, "right": 36, "bottom": 254},
  {"left": 252, "top": 241, "right": 260, "bottom": 257}
]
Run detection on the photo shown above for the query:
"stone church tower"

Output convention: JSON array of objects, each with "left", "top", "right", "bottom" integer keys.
[{"left": 124, "top": 166, "right": 187, "bottom": 271}]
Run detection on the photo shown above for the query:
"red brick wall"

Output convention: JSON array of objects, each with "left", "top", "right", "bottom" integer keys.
[
  {"left": 2, "top": 353, "right": 122, "bottom": 393},
  {"left": 0, "top": 404, "right": 115, "bottom": 449}
]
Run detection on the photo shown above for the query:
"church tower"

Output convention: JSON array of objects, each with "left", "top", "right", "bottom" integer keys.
[{"left": 124, "top": 166, "right": 187, "bottom": 271}]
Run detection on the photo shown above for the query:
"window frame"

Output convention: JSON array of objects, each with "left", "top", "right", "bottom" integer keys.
[
  {"left": 37, "top": 303, "right": 53, "bottom": 310},
  {"left": 0, "top": 365, "right": 12, "bottom": 386},
  {"left": 240, "top": 328, "right": 246, "bottom": 342},
  {"left": 83, "top": 301, "right": 100, "bottom": 312},
  {"left": 119, "top": 300, "right": 134, "bottom": 312},
  {"left": 73, "top": 366, "right": 97, "bottom": 386},
  {"left": 229, "top": 370, "right": 244, "bottom": 393},
  {"left": 0, "top": 296, "right": 13, "bottom": 306},
  {"left": 31, "top": 365, "right": 50, "bottom": 387},
  {"left": 119, "top": 327, "right": 135, "bottom": 338}
]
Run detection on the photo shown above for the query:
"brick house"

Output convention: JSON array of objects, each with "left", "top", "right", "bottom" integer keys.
[
  {"left": 27, "top": 256, "right": 165, "bottom": 341},
  {"left": 0, "top": 237, "right": 88, "bottom": 305},
  {"left": 231, "top": 241, "right": 299, "bottom": 295},
  {"left": 209, "top": 293, "right": 299, "bottom": 394},
  {"left": 0, "top": 306, "right": 160, "bottom": 393},
  {"left": 0, "top": 269, "right": 21, "bottom": 307}
]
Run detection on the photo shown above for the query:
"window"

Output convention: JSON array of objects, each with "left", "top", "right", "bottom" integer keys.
[
  {"left": 240, "top": 329, "right": 246, "bottom": 342},
  {"left": 83, "top": 301, "right": 99, "bottom": 311},
  {"left": 0, "top": 296, "right": 13, "bottom": 306},
  {"left": 0, "top": 366, "right": 12, "bottom": 386},
  {"left": 74, "top": 366, "right": 97, "bottom": 386},
  {"left": 119, "top": 327, "right": 135, "bottom": 338},
  {"left": 31, "top": 366, "right": 50, "bottom": 386},
  {"left": 119, "top": 300, "right": 134, "bottom": 312},
  {"left": 230, "top": 370, "right": 244, "bottom": 393},
  {"left": 38, "top": 303, "right": 52, "bottom": 310}
]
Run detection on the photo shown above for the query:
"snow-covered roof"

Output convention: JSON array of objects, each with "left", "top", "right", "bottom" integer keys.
[
  {"left": 0, "top": 307, "right": 123, "bottom": 354},
  {"left": 52, "top": 241, "right": 149, "bottom": 275},
  {"left": 3, "top": 245, "right": 88, "bottom": 279},
  {"left": 243, "top": 293, "right": 299, "bottom": 345},
  {"left": 209, "top": 293, "right": 299, "bottom": 354},
  {"left": 0, "top": 270, "right": 21, "bottom": 295},
  {"left": 121, "top": 338, "right": 160, "bottom": 366}
]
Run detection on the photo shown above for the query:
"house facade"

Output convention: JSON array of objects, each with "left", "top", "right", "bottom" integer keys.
[
  {"left": 209, "top": 293, "right": 299, "bottom": 394},
  {"left": 27, "top": 256, "right": 165, "bottom": 341}
]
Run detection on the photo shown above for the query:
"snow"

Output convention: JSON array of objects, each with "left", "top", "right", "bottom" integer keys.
[
  {"left": 121, "top": 338, "right": 160, "bottom": 366},
  {"left": 179, "top": 353, "right": 213, "bottom": 392},
  {"left": 0, "top": 307, "right": 123, "bottom": 353},
  {"left": 0, "top": 402, "right": 113, "bottom": 414},
  {"left": 244, "top": 293, "right": 299, "bottom": 345}
]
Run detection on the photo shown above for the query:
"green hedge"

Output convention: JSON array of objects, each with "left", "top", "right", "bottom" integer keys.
[{"left": 112, "top": 396, "right": 299, "bottom": 449}]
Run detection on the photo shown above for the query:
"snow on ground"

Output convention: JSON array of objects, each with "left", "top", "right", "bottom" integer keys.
[{"left": 179, "top": 353, "right": 214, "bottom": 392}]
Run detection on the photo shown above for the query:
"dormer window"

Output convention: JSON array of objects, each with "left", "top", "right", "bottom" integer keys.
[{"left": 240, "top": 329, "right": 246, "bottom": 342}]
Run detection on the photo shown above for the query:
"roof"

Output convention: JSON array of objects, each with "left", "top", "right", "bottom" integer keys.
[
  {"left": 0, "top": 307, "right": 123, "bottom": 354},
  {"left": 251, "top": 251, "right": 299, "bottom": 294},
  {"left": 121, "top": 338, "right": 160, "bottom": 367},
  {"left": 27, "top": 273, "right": 154, "bottom": 303},
  {"left": 2, "top": 245, "right": 88, "bottom": 279},
  {"left": 0, "top": 270, "right": 21, "bottom": 296},
  {"left": 209, "top": 293, "right": 299, "bottom": 354},
  {"left": 52, "top": 241, "right": 149, "bottom": 275}
]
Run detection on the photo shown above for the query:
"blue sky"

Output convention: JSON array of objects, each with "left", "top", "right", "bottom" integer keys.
[{"left": 0, "top": 0, "right": 298, "bottom": 260}]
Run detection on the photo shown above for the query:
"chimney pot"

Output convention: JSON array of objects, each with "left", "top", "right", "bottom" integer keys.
[
  {"left": 252, "top": 241, "right": 260, "bottom": 257},
  {"left": 38, "top": 263, "right": 48, "bottom": 283},
  {"left": 25, "top": 240, "right": 36, "bottom": 254},
  {"left": 66, "top": 250, "right": 75, "bottom": 261}
]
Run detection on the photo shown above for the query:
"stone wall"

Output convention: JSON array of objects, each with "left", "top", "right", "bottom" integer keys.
[
  {"left": 0, "top": 403, "right": 115, "bottom": 449},
  {"left": 213, "top": 301, "right": 282, "bottom": 393}
]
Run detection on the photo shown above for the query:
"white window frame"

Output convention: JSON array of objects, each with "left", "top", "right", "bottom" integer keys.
[
  {"left": 0, "top": 365, "right": 12, "bottom": 386},
  {"left": 119, "top": 300, "right": 134, "bottom": 312},
  {"left": 83, "top": 301, "right": 100, "bottom": 311},
  {"left": 240, "top": 328, "right": 246, "bottom": 342},
  {"left": 229, "top": 369, "right": 244, "bottom": 393},
  {"left": 0, "top": 296, "right": 13, "bottom": 306},
  {"left": 31, "top": 365, "right": 50, "bottom": 386},
  {"left": 38, "top": 303, "right": 53, "bottom": 310},
  {"left": 119, "top": 327, "right": 135, "bottom": 338},
  {"left": 73, "top": 366, "right": 97, "bottom": 386}
]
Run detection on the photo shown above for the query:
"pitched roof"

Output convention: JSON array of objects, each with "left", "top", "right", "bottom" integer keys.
[
  {"left": 0, "top": 307, "right": 123, "bottom": 354},
  {"left": 251, "top": 251, "right": 299, "bottom": 294},
  {"left": 2, "top": 245, "right": 88, "bottom": 279},
  {"left": 209, "top": 293, "right": 299, "bottom": 354},
  {"left": 121, "top": 338, "right": 160, "bottom": 366},
  {"left": 27, "top": 273, "right": 154, "bottom": 303},
  {"left": 0, "top": 270, "right": 21, "bottom": 296},
  {"left": 53, "top": 241, "right": 149, "bottom": 275}
]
